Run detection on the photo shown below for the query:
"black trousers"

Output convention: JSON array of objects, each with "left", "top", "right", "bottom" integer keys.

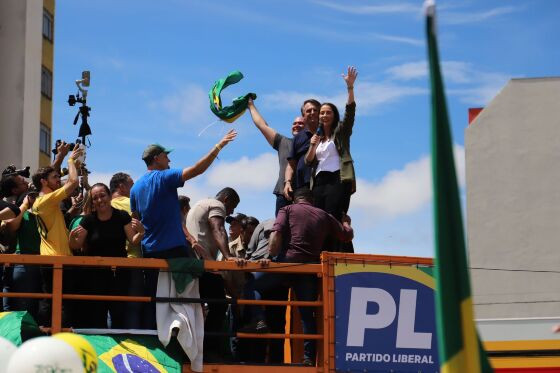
[
  {"left": 312, "top": 171, "right": 354, "bottom": 253},
  {"left": 37, "top": 266, "right": 75, "bottom": 327},
  {"left": 73, "top": 267, "right": 130, "bottom": 329},
  {"left": 199, "top": 271, "right": 227, "bottom": 355},
  {"left": 312, "top": 171, "right": 352, "bottom": 221}
]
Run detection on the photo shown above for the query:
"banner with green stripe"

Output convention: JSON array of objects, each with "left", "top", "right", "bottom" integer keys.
[{"left": 425, "top": 1, "right": 493, "bottom": 372}]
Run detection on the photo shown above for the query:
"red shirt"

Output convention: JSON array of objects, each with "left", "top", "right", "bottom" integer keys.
[{"left": 273, "top": 201, "right": 353, "bottom": 263}]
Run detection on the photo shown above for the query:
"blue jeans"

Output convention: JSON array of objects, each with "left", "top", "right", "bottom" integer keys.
[
  {"left": 247, "top": 272, "right": 318, "bottom": 362},
  {"left": 3, "top": 265, "right": 42, "bottom": 320}
]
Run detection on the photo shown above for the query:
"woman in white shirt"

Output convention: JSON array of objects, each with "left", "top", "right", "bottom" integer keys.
[{"left": 304, "top": 67, "right": 358, "bottom": 226}]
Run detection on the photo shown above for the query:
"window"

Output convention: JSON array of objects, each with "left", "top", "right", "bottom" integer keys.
[
  {"left": 41, "top": 66, "right": 52, "bottom": 99},
  {"left": 40, "top": 123, "right": 51, "bottom": 155},
  {"left": 43, "top": 9, "right": 54, "bottom": 42}
]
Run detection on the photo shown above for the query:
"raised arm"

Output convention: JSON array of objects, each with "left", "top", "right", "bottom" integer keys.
[
  {"left": 247, "top": 99, "right": 277, "bottom": 147},
  {"left": 182, "top": 129, "right": 237, "bottom": 182},
  {"left": 342, "top": 66, "right": 357, "bottom": 105},
  {"left": 51, "top": 141, "right": 70, "bottom": 172},
  {"left": 63, "top": 147, "right": 83, "bottom": 196}
]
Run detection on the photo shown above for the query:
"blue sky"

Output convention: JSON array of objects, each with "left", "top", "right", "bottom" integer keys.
[{"left": 52, "top": 0, "right": 560, "bottom": 258}]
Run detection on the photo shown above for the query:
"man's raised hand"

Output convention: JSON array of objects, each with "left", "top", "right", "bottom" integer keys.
[{"left": 218, "top": 129, "right": 238, "bottom": 148}]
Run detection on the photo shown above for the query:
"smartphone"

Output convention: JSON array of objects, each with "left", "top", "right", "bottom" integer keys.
[
  {"left": 81, "top": 71, "right": 90, "bottom": 87},
  {"left": 76, "top": 143, "right": 86, "bottom": 164}
]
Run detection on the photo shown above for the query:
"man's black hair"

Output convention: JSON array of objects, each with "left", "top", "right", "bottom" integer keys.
[
  {"left": 215, "top": 187, "right": 240, "bottom": 203},
  {"left": 241, "top": 216, "right": 259, "bottom": 229},
  {"left": 109, "top": 172, "right": 131, "bottom": 194},
  {"left": 293, "top": 187, "right": 313, "bottom": 203},
  {"left": 32, "top": 166, "right": 56, "bottom": 191},
  {"left": 300, "top": 99, "right": 321, "bottom": 115},
  {"left": 178, "top": 195, "right": 191, "bottom": 210},
  {"left": 0, "top": 175, "right": 18, "bottom": 198}
]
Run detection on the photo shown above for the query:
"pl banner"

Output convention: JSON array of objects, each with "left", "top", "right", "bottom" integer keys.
[{"left": 335, "top": 264, "right": 439, "bottom": 372}]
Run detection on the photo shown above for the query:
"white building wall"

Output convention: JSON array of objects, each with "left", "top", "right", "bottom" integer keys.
[
  {"left": 0, "top": 0, "right": 42, "bottom": 171},
  {"left": 466, "top": 78, "right": 560, "bottom": 319}
]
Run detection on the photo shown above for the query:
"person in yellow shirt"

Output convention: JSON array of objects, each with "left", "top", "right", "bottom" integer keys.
[
  {"left": 32, "top": 147, "right": 83, "bottom": 256},
  {"left": 31, "top": 146, "right": 82, "bottom": 326},
  {"left": 109, "top": 172, "right": 140, "bottom": 258}
]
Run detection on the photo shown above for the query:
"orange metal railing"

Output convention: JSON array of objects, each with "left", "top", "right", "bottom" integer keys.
[{"left": 0, "top": 252, "right": 434, "bottom": 372}]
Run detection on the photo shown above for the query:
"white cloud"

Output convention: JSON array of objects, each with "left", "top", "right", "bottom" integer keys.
[
  {"left": 351, "top": 145, "right": 465, "bottom": 219},
  {"left": 262, "top": 81, "right": 425, "bottom": 114},
  {"left": 447, "top": 72, "right": 510, "bottom": 106},
  {"left": 205, "top": 152, "right": 278, "bottom": 191},
  {"left": 311, "top": 0, "right": 421, "bottom": 15},
  {"left": 86, "top": 172, "right": 114, "bottom": 186},
  {"left": 441, "top": 6, "right": 521, "bottom": 25},
  {"left": 199, "top": 1, "right": 422, "bottom": 47},
  {"left": 386, "top": 61, "right": 472, "bottom": 84},
  {"left": 178, "top": 181, "right": 214, "bottom": 205},
  {"left": 158, "top": 84, "right": 212, "bottom": 126},
  {"left": 370, "top": 33, "right": 423, "bottom": 47},
  {"left": 385, "top": 60, "right": 512, "bottom": 105}
]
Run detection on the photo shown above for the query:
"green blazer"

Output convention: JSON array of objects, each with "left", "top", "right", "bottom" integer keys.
[{"left": 306, "top": 102, "right": 356, "bottom": 193}]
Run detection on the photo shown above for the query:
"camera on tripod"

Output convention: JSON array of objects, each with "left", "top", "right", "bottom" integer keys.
[
  {"left": 67, "top": 71, "right": 92, "bottom": 144},
  {"left": 1, "top": 165, "right": 31, "bottom": 179}
]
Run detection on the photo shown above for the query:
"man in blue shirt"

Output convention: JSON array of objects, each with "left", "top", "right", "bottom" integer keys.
[
  {"left": 131, "top": 129, "right": 237, "bottom": 328},
  {"left": 283, "top": 99, "right": 321, "bottom": 199}
]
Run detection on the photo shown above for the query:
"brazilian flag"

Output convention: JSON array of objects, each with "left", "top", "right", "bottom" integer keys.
[
  {"left": 425, "top": 1, "right": 493, "bottom": 372},
  {"left": 80, "top": 335, "right": 185, "bottom": 373},
  {"left": 0, "top": 311, "right": 42, "bottom": 346},
  {"left": 209, "top": 70, "right": 256, "bottom": 123}
]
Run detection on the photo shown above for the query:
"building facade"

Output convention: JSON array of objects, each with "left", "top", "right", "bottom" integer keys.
[
  {"left": 0, "top": 0, "right": 55, "bottom": 172},
  {"left": 465, "top": 77, "right": 560, "bottom": 319}
]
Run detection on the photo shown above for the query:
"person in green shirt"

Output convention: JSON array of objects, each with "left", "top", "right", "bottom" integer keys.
[{"left": 2, "top": 193, "right": 41, "bottom": 320}]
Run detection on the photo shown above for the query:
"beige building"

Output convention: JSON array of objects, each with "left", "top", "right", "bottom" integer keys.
[
  {"left": 466, "top": 77, "right": 560, "bottom": 320},
  {"left": 0, "top": 0, "right": 55, "bottom": 172}
]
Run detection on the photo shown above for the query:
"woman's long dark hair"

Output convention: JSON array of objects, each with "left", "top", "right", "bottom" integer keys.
[{"left": 321, "top": 103, "right": 340, "bottom": 136}]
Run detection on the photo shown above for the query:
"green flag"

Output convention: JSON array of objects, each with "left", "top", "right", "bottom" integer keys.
[
  {"left": 425, "top": 1, "right": 493, "bottom": 372},
  {"left": 209, "top": 70, "right": 256, "bottom": 123},
  {"left": 0, "top": 311, "right": 42, "bottom": 346}
]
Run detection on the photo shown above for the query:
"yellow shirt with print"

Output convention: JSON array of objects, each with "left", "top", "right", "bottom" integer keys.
[
  {"left": 33, "top": 187, "right": 72, "bottom": 256},
  {"left": 111, "top": 196, "right": 142, "bottom": 258}
]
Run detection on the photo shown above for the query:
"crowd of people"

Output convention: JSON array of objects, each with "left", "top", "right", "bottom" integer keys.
[{"left": 0, "top": 67, "right": 358, "bottom": 365}]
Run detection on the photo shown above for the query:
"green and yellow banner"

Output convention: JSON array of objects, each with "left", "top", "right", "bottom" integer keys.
[
  {"left": 425, "top": 0, "right": 493, "bottom": 372},
  {"left": 0, "top": 311, "right": 42, "bottom": 346},
  {"left": 80, "top": 335, "right": 185, "bottom": 373},
  {"left": 209, "top": 70, "right": 256, "bottom": 123}
]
